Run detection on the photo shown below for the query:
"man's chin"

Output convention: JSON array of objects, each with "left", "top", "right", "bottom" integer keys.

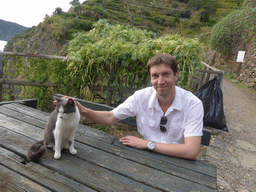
[{"left": 157, "top": 92, "right": 168, "bottom": 98}]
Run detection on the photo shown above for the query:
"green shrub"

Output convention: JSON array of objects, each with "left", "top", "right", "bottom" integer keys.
[
  {"left": 210, "top": 7, "right": 256, "bottom": 55},
  {"left": 243, "top": 0, "right": 256, "bottom": 7},
  {"left": 177, "top": 0, "right": 189, "bottom": 3},
  {"left": 6, "top": 20, "right": 203, "bottom": 109},
  {"left": 41, "top": 14, "right": 93, "bottom": 43},
  {"left": 67, "top": 20, "right": 203, "bottom": 105},
  {"left": 181, "top": 9, "right": 191, "bottom": 18},
  {"left": 187, "top": 0, "right": 204, "bottom": 11}
]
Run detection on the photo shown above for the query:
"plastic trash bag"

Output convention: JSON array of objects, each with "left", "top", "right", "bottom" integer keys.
[{"left": 195, "top": 76, "right": 228, "bottom": 132}]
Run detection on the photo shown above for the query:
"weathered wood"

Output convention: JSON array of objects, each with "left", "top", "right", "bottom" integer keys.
[
  {"left": 0, "top": 98, "right": 37, "bottom": 108},
  {"left": 1, "top": 103, "right": 115, "bottom": 144},
  {"left": 0, "top": 103, "right": 217, "bottom": 191},
  {"left": 0, "top": 127, "right": 162, "bottom": 191},
  {"left": 200, "top": 62, "right": 224, "bottom": 87},
  {"left": 0, "top": 78, "right": 58, "bottom": 87},
  {"left": 0, "top": 164, "right": 51, "bottom": 192},
  {"left": 2, "top": 51, "right": 67, "bottom": 60},
  {"left": 197, "top": 69, "right": 223, "bottom": 75},
  {"left": 0, "top": 51, "right": 3, "bottom": 102},
  {"left": 1, "top": 103, "right": 214, "bottom": 175},
  {"left": 201, "top": 62, "right": 220, "bottom": 71},
  {"left": 0, "top": 147, "right": 96, "bottom": 192},
  {"left": 0, "top": 122, "right": 215, "bottom": 192},
  {"left": 0, "top": 103, "right": 217, "bottom": 190}
]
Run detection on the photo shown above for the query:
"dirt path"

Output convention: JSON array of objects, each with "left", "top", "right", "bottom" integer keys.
[{"left": 200, "top": 79, "right": 256, "bottom": 191}]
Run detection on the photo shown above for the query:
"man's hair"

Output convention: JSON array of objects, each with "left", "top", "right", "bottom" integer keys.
[{"left": 147, "top": 53, "right": 178, "bottom": 75}]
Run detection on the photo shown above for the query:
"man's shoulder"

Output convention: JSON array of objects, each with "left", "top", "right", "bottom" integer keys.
[{"left": 176, "top": 86, "right": 201, "bottom": 103}]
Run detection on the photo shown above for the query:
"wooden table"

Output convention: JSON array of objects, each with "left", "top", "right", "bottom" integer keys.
[{"left": 0, "top": 102, "right": 217, "bottom": 192}]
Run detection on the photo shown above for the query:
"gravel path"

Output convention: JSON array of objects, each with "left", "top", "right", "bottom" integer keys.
[{"left": 199, "top": 78, "right": 256, "bottom": 191}]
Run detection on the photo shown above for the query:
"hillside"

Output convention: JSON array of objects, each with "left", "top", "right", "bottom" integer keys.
[
  {"left": 4, "top": 0, "right": 244, "bottom": 55},
  {"left": 0, "top": 19, "right": 28, "bottom": 41},
  {"left": 4, "top": 0, "right": 255, "bottom": 88}
]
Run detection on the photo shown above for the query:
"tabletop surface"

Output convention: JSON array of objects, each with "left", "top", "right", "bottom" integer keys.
[{"left": 0, "top": 103, "right": 217, "bottom": 192}]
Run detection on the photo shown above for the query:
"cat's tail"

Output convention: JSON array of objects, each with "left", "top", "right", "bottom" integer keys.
[{"left": 27, "top": 140, "right": 46, "bottom": 162}]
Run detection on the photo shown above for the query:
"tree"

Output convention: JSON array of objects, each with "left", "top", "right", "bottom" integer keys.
[
  {"left": 54, "top": 7, "right": 63, "bottom": 15},
  {"left": 70, "top": 0, "right": 80, "bottom": 7},
  {"left": 210, "top": 7, "right": 256, "bottom": 55}
]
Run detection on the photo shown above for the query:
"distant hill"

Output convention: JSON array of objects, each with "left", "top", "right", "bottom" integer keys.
[{"left": 0, "top": 19, "right": 28, "bottom": 41}]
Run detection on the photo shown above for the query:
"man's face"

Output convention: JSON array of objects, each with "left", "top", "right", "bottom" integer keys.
[{"left": 150, "top": 63, "right": 178, "bottom": 99}]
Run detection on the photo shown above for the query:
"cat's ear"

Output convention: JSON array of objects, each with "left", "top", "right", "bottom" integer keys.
[{"left": 53, "top": 96, "right": 62, "bottom": 104}]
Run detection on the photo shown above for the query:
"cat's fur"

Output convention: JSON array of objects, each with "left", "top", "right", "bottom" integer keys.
[{"left": 27, "top": 96, "right": 80, "bottom": 162}]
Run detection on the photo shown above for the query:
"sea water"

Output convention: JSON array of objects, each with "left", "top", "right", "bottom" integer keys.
[{"left": 0, "top": 40, "right": 8, "bottom": 52}]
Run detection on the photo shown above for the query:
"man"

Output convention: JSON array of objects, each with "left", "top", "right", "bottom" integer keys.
[{"left": 65, "top": 54, "right": 204, "bottom": 160}]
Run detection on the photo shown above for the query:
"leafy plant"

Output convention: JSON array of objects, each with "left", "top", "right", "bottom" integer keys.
[
  {"left": 210, "top": 7, "right": 256, "bottom": 55},
  {"left": 67, "top": 20, "right": 203, "bottom": 106},
  {"left": 4, "top": 55, "right": 73, "bottom": 111},
  {"left": 4, "top": 20, "right": 203, "bottom": 110}
]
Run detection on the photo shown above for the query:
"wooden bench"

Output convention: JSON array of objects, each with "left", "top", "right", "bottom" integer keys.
[{"left": 55, "top": 94, "right": 212, "bottom": 146}]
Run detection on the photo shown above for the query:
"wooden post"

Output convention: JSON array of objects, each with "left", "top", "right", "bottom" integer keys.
[{"left": 0, "top": 51, "right": 3, "bottom": 102}]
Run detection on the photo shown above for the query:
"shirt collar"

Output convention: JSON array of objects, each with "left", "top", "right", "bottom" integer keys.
[
  {"left": 148, "top": 86, "right": 182, "bottom": 113},
  {"left": 169, "top": 86, "right": 182, "bottom": 112},
  {"left": 148, "top": 88, "right": 161, "bottom": 111}
]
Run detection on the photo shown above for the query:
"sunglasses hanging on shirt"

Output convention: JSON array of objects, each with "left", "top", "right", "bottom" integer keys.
[{"left": 160, "top": 115, "right": 167, "bottom": 133}]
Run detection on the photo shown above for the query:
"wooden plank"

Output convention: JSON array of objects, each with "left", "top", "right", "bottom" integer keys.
[
  {"left": 201, "top": 61, "right": 223, "bottom": 72},
  {"left": 76, "top": 132, "right": 217, "bottom": 189},
  {"left": 0, "top": 104, "right": 115, "bottom": 144},
  {"left": 2, "top": 103, "right": 49, "bottom": 121},
  {"left": 2, "top": 51, "right": 66, "bottom": 60},
  {"left": 0, "top": 164, "right": 51, "bottom": 192},
  {"left": 0, "top": 108, "right": 216, "bottom": 190},
  {"left": 0, "top": 126, "right": 162, "bottom": 192},
  {"left": 0, "top": 104, "right": 216, "bottom": 178},
  {"left": 0, "top": 51, "right": 3, "bottom": 102},
  {"left": 197, "top": 69, "right": 223, "bottom": 75},
  {"left": 73, "top": 140, "right": 216, "bottom": 191},
  {"left": 0, "top": 78, "right": 58, "bottom": 87},
  {"left": 0, "top": 107, "right": 46, "bottom": 130},
  {"left": 0, "top": 147, "right": 96, "bottom": 192}
]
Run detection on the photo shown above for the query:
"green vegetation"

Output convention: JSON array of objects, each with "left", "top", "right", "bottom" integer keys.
[
  {"left": 67, "top": 20, "right": 203, "bottom": 106},
  {"left": 41, "top": 12, "right": 93, "bottom": 43},
  {"left": 4, "top": 56, "right": 70, "bottom": 110},
  {"left": 3, "top": 0, "right": 254, "bottom": 111},
  {"left": 210, "top": 6, "right": 256, "bottom": 55},
  {"left": 5, "top": 20, "right": 202, "bottom": 109}
]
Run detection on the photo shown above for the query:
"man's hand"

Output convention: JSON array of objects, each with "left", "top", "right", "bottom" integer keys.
[
  {"left": 119, "top": 136, "right": 148, "bottom": 149},
  {"left": 53, "top": 96, "right": 71, "bottom": 105}
]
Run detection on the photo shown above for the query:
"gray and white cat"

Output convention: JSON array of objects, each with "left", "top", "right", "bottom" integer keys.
[{"left": 27, "top": 96, "right": 80, "bottom": 162}]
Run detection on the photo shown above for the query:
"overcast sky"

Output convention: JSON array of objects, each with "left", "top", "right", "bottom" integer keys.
[{"left": 0, "top": 0, "right": 84, "bottom": 28}]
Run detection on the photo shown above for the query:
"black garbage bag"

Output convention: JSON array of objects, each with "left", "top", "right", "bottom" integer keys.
[{"left": 195, "top": 76, "right": 228, "bottom": 132}]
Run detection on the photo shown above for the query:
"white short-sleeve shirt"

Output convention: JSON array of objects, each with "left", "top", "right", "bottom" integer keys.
[{"left": 112, "top": 86, "right": 204, "bottom": 144}]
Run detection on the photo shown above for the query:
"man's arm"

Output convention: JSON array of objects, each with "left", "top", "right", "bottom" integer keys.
[
  {"left": 152, "top": 136, "right": 201, "bottom": 160},
  {"left": 119, "top": 136, "right": 201, "bottom": 160},
  {"left": 55, "top": 97, "right": 119, "bottom": 126},
  {"left": 74, "top": 98, "right": 119, "bottom": 126}
]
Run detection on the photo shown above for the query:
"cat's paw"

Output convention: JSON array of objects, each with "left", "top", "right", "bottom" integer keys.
[
  {"left": 69, "top": 148, "right": 77, "bottom": 155},
  {"left": 54, "top": 152, "right": 61, "bottom": 159}
]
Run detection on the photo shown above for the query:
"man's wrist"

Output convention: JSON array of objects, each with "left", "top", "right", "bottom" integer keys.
[{"left": 147, "top": 141, "right": 156, "bottom": 151}]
